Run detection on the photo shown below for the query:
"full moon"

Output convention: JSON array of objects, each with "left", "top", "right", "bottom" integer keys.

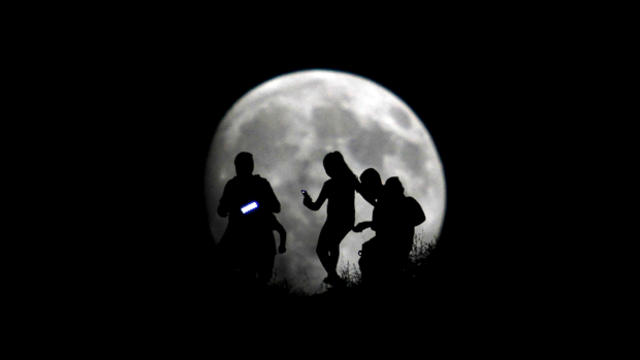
[{"left": 206, "top": 70, "right": 446, "bottom": 294}]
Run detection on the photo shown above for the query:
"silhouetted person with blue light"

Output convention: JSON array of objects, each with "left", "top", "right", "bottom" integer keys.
[
  {"left": 302, "top": 151, "right": 358, "bottom": 286},
  {"left": 218, "top": 152, "right": 283, "bottom": 285}
]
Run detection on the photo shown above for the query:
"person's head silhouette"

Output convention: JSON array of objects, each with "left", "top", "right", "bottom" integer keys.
[
  {"left": 322, "top": 152, "right": 341, "bottom": 178},
  {"left": 384, "top": 176, "right": 405, "bottom": 199},
  {"left": 360, "top": 168, "right": 383, "bottom": 199},
  {"left": 323, "top": 151, "right": 354, "bottom": 180},
  {"left": 234, "top": 152, "right": 254, "bottom": 178}
]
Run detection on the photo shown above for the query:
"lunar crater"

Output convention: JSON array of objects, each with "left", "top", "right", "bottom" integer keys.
[
  {"left": 390, "top": 105, "right": 413, "bottom": 130},
  {"left": 347, "top": 119, "right": 400, "bottom": 168}
]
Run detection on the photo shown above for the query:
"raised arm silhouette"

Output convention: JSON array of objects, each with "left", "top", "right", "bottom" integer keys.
[
  {"left": 217, "top": 152, "right": 284, "bottom": 286},
  {"left": 302, "top": 151, "right": 358, "bottom": 286}
]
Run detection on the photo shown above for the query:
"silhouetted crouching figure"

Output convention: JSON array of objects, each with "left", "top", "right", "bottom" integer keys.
[
  {"left": 217, "top": 152, "right": 284, "bottom": 287},
  {"left": 352, "top": 168, "right": 383, "bottom": 283},
  {"left": 355, "top": 177, "right": 425, "bottom": 286},
  {"left": 302, "top": 151, "right": 357, "bottom": 286}
]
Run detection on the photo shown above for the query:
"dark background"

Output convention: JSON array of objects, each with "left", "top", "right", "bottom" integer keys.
[
  {"left": 14, "top": 8, "right": 621, "bottom": 350},
  {"left": 32, "top": 19, "right": 595, "bottom": 338}
]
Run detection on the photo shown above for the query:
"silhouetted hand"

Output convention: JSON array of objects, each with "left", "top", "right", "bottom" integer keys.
[
  {"left": 353, "top": 222, "right": 369, "bottom": 232},
  {"left": 302, "top": 191, "right": 312, "bottom": 207},
  {"left": 278, "top": 244, "right": 286, "bottom": 254}
]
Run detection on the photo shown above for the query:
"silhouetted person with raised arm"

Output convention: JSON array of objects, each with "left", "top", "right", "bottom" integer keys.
[
  {"left": 302, "top": 151, "right": 358, "bottom": 286},
  {"left": 217, "top": 152, "right": 283, "bottom": 286},
  {"left": 354, "top": 176, "right": 426, "bottom": 285}
]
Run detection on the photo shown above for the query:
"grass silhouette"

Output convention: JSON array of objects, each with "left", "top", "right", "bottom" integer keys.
[
  {"left": 201, "top": 231, "right": 444, "bottom": 327},
  {"left": 258, "top": 231, "right": 438, "bottom": 302},
  {"left": 340, "top": 231, "right": 436, "bottom": 287}
]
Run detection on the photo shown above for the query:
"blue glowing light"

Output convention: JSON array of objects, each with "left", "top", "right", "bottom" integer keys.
[{"left": 241, "top": 201, "right": 258, "bottom": 214}]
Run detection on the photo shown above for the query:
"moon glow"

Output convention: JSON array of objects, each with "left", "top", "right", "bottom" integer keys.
[{"left": 206, "top": 70, "right": 446, "bottom": 294}]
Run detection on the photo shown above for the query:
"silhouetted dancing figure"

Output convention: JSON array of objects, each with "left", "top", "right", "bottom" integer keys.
[
  {"left": 354, "top": 177, "right": 425, "bottom": 285},
  {"left": 218, "top": 152, "right": 284, "bottom": 286},
  {"left": 302, "top": 151, "right": 358, "bottom": 286}
]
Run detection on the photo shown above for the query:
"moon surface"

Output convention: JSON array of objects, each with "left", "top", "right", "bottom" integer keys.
[{"left": 206, "top": 70, "right": 446, "bottom": 294}]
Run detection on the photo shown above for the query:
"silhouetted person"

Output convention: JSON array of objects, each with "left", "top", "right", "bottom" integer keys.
[
  {"left": 355, "top": 176, "right": 425, "bottom": 284},
  {"left": 217, "top": 152, "right": 283, "bottom": 286},
  {"left": 353, "top": 168, "right": 384, "bottom": 283},
  {"left": 358, "top": 168, "right": 383, "bottom": 207},
  {"left": 378, "top": 177, "right": 426, "bottom": 273},
  {"left": 302, "top": 151, "right": 358, "bottom": 286}
]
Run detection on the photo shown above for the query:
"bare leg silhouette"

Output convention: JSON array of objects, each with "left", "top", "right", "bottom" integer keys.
[{"left": 316, "top": 223, "right": 351, "bottom": 283}]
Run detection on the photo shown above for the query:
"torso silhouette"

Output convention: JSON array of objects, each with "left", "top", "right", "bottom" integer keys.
[
  {"left": 319, "top": 177, "right": 356, "bottom": 226},
  {"left": 372, "top": 195, "right": 425, "bottom": 259},
  {"left": 218, "top": 174, "right": 281, "bottom": 256}
]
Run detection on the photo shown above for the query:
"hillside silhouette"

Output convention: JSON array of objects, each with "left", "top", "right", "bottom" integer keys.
[{"left": 198, "top": 231, "right": 444, "bottom": 312}]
